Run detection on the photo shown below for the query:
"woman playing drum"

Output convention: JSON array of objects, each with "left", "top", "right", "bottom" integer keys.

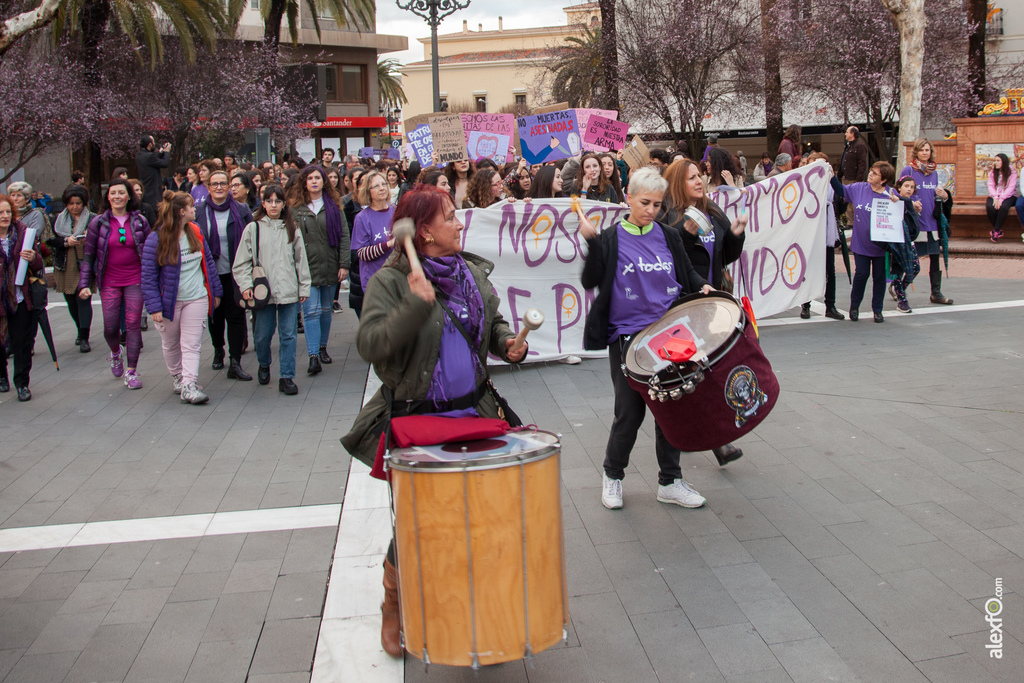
[
  {"left": 341, "top": 185, "right": 527, "bottom": 657},
  {"left": 579, "top": 168, "right": 713, "bottom": 511}
]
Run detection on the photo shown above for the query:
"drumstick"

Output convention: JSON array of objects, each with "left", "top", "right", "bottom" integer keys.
[
  {"left": 511, "top": 308, "right": 544, "bottom": 353},
  {"left": 391, "top": 218, "right": 423, "bottom": 277}
]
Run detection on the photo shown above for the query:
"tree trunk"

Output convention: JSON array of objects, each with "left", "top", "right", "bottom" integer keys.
[
  {"left": 967, "top": 0, "right": 986, "bottom": 113},
  {"left": 264, "top": 0, "right": 285, "bottom": 53},
  {"left": 761, "top": 0, "right": 783, "bottom": 156},
  {"left": 598, "top": 0, "right": 619, "bottom": 111},
  {"left": 881, "top": 0, "right": 925, "bottom": 170}
]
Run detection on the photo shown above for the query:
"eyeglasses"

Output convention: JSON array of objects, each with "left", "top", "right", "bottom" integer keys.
[
  {"left": 210, "top": 181, "right": 228, "bottom": 188},
  {"left": 229, "top": 183, "right": 244, "bottom": 190}
]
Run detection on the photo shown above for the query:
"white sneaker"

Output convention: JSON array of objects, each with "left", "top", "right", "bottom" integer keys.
[
  {"left": 562, "top": 355, "right": 582, "bottom": 365},
  {"left": 172, "top": 373, "right": 183, "bottom": 394},
  {"left": 602, "top": 473, "right": 623, "bottom": 509},
  {"left": 657, "top": 479, "right": 706, "bottom": 508},
  {"left": 180, "top": 383, "right": 209, "bottom": 405}
]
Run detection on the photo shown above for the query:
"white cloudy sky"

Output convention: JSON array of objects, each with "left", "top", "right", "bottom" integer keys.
[{"left": 376, "top": 0, "right": 573, "bottom": 64}]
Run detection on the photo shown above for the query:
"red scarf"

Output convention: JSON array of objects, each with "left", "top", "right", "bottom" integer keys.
[{"left": 910, "top": 158, "right": 936, "bottom": 176}]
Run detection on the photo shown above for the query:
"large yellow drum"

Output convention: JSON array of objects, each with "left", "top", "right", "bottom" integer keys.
[{"left": 388, "top": 428, "right": 567, "bottom": 668}]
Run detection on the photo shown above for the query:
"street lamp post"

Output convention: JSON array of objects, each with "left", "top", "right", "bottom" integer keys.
[{"left": 396, "top": 0, "right": 471, "bottom": 112}]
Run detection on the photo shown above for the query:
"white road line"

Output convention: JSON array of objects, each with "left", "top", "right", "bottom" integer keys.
[
  {"left": 311, "top": 367, "right": 402, "bottom": 683},
  {"left": 0, "top": 504, "right": 341, "bottom": 553},
  {"left": 759, "top": 299, "right": 1024, "bottom": 327}
]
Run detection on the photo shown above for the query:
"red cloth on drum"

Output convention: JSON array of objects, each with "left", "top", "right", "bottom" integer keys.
[{"left": 371, "top": 416, "right": 511, "bottom": 480}]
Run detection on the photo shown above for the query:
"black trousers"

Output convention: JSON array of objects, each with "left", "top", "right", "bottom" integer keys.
[
  {"left": 850, "top": 253, "right": 886, "bottom": 314},
  {"left": 0, "top": 302, "right": 37, "bottom": 388},
  {"left": 63, "top": 292, "right": 93, "bottom": 339},
  {"left": 824, "top": 243, "right": 837, "bottom": 308},
  {"left": 986, "top": 197, "right": 1015, "bottom": 232},
  {"left": 603, "top": 338, "right": 682, "bottom": 486},
  {"left": 209, "top": 273, "right": 247, "bottom": 360}
]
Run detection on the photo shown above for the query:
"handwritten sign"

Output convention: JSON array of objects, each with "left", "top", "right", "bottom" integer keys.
[
  {"left": 869, "top": 197, "right": 905, "bottom": 243},
  {"left": 575, "top": 108, "right": 618, "bottom": 151},
  {"left": 585, "top": 115, "right": 630, "bottom": 151},
  {"left": 407, "top": 125, "right": 434, "bottom": 167},
  {"left": 461, "top": 113, "right": 515, "bottom": 162},
  {"left": 622, "top": 135, "right": 650, "bottom": 170},
  {"left": 429, "top": 114, "right": 469, "bottom": 164},
  {"left": 516, "top": 110, "right": 581, "bottom": 165},
  {"left": 711, "top": 163, "right": 830, "bottom": 319}
]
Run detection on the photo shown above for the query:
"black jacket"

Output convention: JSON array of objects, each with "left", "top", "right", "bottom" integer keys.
[
  {"left": 659, "top": 200, "right": 745, "bottom": 289},
  {"left": 135, "top": 149, "right": 171, "bottom": 208},
  {"left": 581, "top": 221, "right": 708, "bottom": 351}
]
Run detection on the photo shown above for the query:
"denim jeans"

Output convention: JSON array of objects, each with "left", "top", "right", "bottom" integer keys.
[
  {"left": 1015, "top": 196, "right": 1024, "bottom": 230},
  {"left": 301, "top": 284, "right": 337, "bottom": 355},
  {"left": 254, "top": 302, "right": 299, "bottom": 379},
  {"left": 850, "top": 253, "right": 886, "bottom": 314}
]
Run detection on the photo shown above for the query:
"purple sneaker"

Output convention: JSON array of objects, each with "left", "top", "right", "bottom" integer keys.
[
  {"left": 109, "top": 351, "right": 124, "bottom": 378},
  {"left": 124, "top": 370, "right": 143, "bottom": 390}
]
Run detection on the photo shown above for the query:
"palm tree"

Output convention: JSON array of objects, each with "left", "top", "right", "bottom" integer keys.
[
  {"left": 378, "top": 57, "right": 407, "bottom": 110},
  {"left": 548, "top": 26, "right": 604, "bottom": 108},
  {"left": 50, "top": 0, "right": 236, "bottom": 68},
  {"left": 261, "top": 0, "right": 374, "bottom": 52}
]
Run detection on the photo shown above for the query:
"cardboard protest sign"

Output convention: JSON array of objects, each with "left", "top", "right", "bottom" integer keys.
[
  {"left": 584, "top": 115, "right": 630, "bottom": 151},
  {"left": 407, "top": 124, "right": 434, "bottom": 167},
  {"left": 429, "top": 114, "right": 469, "bottom": 163},
  {"left": 403, "top": 111, "right": 445, "bottom": 135},
  {"left": 534, "top": 102, "right": 570, "bottom": 114},
  {"left": 461, "top": 113, "right": 515, "bottom": 162},
  {"left": 516, "top": 110, "right": 581, "bottom": 165},
  {"left": 622, "top": 135, "right": 650, "bottom": 170},
  {"left": 467, "top": 131, "right": 510, "bottom": 164},
  {"left": 869, "top": 197, "right": 904, "bottom": 243},
  {"left": 574, "top": 108, "right": 617, "bottom": 151}
]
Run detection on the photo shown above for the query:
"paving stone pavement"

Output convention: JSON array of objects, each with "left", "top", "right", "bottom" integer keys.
[{"left": 1, "top": 270, "right": 1022, "bottom": 682}]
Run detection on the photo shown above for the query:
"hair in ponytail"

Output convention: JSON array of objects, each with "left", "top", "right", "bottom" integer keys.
[{"left": 157, "top": 190, "right": 200, "bottom": 266}]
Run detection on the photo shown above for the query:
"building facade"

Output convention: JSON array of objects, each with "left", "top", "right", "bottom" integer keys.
[{"left": 400, "top": 4, "right": 599, "bottom": 119}]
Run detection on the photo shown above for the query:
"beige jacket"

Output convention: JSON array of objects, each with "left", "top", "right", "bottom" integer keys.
[{"left": 232, "top": 217, "right": 311, "bottom": 304}]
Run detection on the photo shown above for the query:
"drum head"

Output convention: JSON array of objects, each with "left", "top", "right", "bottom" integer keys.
[
  {"left": 625, "top": 293, "right": 743, "bottom": 379},
  {"left": 388, "top": 429, "right": 560, "bottom": 471}
]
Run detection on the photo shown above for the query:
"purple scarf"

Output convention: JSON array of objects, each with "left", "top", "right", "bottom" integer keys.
[
  {"left": 422, "top": 255, "right": 485, "bottom": 349},
  {"left": 323, "top": 194, "right": 345, "bottom": 248},
  {"left": 205, "top": 197, "right": 246, "bottom": 261}
]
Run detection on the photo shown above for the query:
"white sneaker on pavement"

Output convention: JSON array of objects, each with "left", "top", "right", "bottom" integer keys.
[
  {"left": 602, "top": 473, "right": 623, "bottom": 509},
  {"left": 657, "top": 479, "right": 706, "bottom": 508},
  {"left": 180, "top": 383, "right": 209, "bottom": 405},
  {"left": 562, "top": 355, "right": 582, "bottom": 365},
  {"left": 172, "top": 373, "right": 183, "bottom": 394}
]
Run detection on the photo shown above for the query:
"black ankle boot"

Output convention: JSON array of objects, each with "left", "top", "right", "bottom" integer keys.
[
  {"left": 318, "top": 346, "right": 332, "bottom": 364},
  {"left": 307, "top": 355, "right": 322, "bottom": 375},
  {"left": 227, "top": 359, "right": 252, "bottom": 381}
]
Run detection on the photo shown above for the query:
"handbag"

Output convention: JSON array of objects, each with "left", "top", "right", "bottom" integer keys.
[{"left": 237, "top": 222, "right": 271, "bottom": 310}]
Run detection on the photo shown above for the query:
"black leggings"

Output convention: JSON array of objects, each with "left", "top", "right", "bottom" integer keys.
[
  {"left": 64, "top": 292, "right": 93, "bottom": 338},
  {"left": 986, "top": 197, "right": 1015, "bottom": 232}
]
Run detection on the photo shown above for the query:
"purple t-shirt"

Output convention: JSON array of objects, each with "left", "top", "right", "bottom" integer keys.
[
  {"left": 104, "top": 215, "right": 141, "bottom": 287},
  {"left": 899, "top": 165, "right": 939, "bottom": 233},
  {"left": 427, "top": 298, "right": 479, "bottom": 418},
  {"left": 842, "top": 182, "right": 890, "bottom": 257},
  {"left": 190, "top": 183, "right": 209, "bottom": 206},
  {"left": 608, "top": 223, "right": 680, "bottom": 342},
  {"left": 352, "top": 205, "right": 395, "bottom": 290}
]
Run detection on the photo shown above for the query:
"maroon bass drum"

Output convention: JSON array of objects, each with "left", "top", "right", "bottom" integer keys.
[{"left": 623, "top": 292, "right": 779, "bottom": 452}]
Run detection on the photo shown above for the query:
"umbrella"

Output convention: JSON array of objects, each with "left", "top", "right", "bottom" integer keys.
[
  {"left": 837, "top": 228, "right": 852, "bottom": 284},
  {"left": 938, "top": 210, "right": 950, "bottom": 275},
  {"left": 34, "top": 306, "right": 58, "bottom": 371}
]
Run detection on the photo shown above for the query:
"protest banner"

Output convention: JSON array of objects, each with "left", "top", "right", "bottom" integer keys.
[
  {"left": 710, "top": 163, "right": 830, "bottom": 319},
  {"left": 622, "top": 135, "right": 650, "bottom": 170},
  {"left": 869, "top": 197, "right": 904, "bottom": 242},
  {"left": 461, "top": 113, "right": 515, "bottom": 162},
  {"left": 429, "top": 113, "right": 469, "bottom": 163},
  {"left": 386, "top": 148, "right": 400, "bottom": 160},
  {"left": 574, "top": 108, "right": 618, "bottom": 151},
  {"left": 359, "top": 146, "right": 374, "bottom": 159},
  {"left": 584, "top": 115, "right": 630, "bottom": 151},
  {"left": 459, "top": 198, "right": 628, "bottom": 363},
  {"left": 516, "top": 110, "right": 581, "bottom": 165},
  {"left": 407, "top": 124, "right": 434, "bottom": 167}
]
